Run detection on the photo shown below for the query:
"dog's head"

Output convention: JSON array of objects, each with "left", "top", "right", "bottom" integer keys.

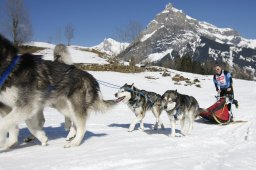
[
  {"left": 115, "top": 83, "right": 135, "bottom": 103},
  {"left": 0, "top": 34, "right": 18, "bottom": 68},
  {"left": 161, "top": 90, "right": 178, "bottom": 111}
]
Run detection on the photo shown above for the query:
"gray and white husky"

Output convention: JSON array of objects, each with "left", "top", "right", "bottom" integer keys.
[
  {"left": 23, "top": 44, "right": 73, "bottom": 143},
  {"left": 115, "top": 83, "right": 164, "bottom": 132},
  {"left": 0, "top": 34, "right": 121, "bottom": 149},
  {"left": 162, "top": 90, "right": 200, "bottom": 137}
]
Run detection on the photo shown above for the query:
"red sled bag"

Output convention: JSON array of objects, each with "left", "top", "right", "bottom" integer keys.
[{"left": 200, "top": 97, "right": 231, "bottom": 124}]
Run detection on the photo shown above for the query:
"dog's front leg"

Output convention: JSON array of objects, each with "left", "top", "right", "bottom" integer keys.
[
  {"left": 139, "top": 118, "right": 144, "bottom": 131},
  {"left": 25, "top": 113, "right": 48, "bottom": 146},
  {"left": 167, "top": 112, "right": 176, "bottom": 137},
  {"left": 0, "top": 105, "right": 19, "bottom": 148},
  {"left": 0, "top": 106, "right": 37, "bottom": 149},
  {"left": 129, "top": 114, "right": 143, "bottom": 132},
  {"left": 66, "top": 123, "right": 76, "bottom": 141},
  {"left": 4, "top": 125, "right": 19, "bottom": 149},
  {"left": 24, "top": 110, "right": 46, "bottom": 143},
  {"left": 128, "top": 117, "right": 139, "bottom": 132}
]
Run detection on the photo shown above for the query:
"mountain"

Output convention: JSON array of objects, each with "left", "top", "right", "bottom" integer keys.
[
  {"left": 118, "top": 3, "right": 256, "bottom": 79},
  {"left": 92, "top": 38, "right": 129, "bottom": 57}
]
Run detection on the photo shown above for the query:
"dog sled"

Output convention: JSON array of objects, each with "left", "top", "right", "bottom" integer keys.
[{"left": 199, "top": 96, "right": 235, "bottom": 125}]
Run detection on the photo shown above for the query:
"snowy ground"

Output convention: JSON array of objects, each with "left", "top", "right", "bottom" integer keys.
[
  {"left": 1, "top": 47, "right": 256, "bottom": 170},
  {"left": 1, "top": 71, "right": 256, "bottom": 170}
]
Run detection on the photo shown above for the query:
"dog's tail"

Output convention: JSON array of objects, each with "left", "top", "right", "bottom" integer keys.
[
  {"left": 92, "top": 92, "right": 122, "bottom": 113},
  {"left": 195, "top": 107, "right": 206, "bottom": 119},
  {"left": 53, "top": 44, "right": 73, "bottom": 65}
]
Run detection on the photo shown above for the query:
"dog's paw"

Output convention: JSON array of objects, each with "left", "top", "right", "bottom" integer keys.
[
  {"left": 41, "top": 142, "right": 48, "bottom": 146},
  {"left": 169, "top": 134, "right": 176, "bottom": 137},
  {"left": 40, "top": 136, "right": 48, "bottom": 146},
  {"left": 64, "top": 141, "right": 80, "bottom": 148},
  {"left": 128, "top": 129, "right": 134, "bottom": 132},
  {"left": 139, "top": 127, "right": 144, "bottom": 131},
  {"left": 175, "top": 133, "right": 184, "bottom": 137},
  {"left": 64, "top": 143, "right": 71, "bottom": 148},
  {"left": 4, "top": 141, "right": 18, "bottom": 149}
]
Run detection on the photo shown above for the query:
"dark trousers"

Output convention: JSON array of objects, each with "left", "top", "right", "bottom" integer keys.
[{"left": 220, "top": 87, "right": 238, "bottom": 111}]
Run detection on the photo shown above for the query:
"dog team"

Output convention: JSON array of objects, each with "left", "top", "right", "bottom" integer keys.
[{"left": 0, "top": 34, "right": 200, "bottom": 150}]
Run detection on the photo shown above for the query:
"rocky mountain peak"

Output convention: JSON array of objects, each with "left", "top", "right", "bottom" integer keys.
[{"left": 118, "top": 4, "right": 256, "bottom": 80}]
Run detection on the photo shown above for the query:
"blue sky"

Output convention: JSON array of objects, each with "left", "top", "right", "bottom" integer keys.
[{"left": 1, "top": 0, "right": 255, "bottom": 46}]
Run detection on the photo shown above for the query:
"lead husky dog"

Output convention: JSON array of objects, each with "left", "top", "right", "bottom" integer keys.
[
  {"left": 0, "top": 34, "right": 121, "bottom": 149},
  {"left": 115, "top": 83, "right": 164, "bottom": 132},
  {"left": 162, "top": 90, "right": 200, "bottom": 137}
]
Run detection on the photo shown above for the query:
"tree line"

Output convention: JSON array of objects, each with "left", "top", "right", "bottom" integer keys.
[{"left": 155, "top": 54, "right": 254, "bottom": 80}]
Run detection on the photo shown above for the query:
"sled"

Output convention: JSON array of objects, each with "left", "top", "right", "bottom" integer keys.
[{"left": 199, "top": 97, "right": 232, "bottom": 125}]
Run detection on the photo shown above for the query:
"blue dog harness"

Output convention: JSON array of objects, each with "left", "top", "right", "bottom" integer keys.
[{"left": 0, "top": 55, "right": 20, "bottom": 89}]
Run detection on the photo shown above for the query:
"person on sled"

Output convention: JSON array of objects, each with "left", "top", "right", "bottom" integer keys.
[{"left": 213, "top": 65, "right": 239, "bottom": 119}]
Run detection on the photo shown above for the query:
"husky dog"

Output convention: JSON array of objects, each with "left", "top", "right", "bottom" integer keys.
[
  {"left": 0, "top": 34, "right": 121, "bottom": 149},
  {"left": 115, "top": 83, "right": 164, "bottom": 132},
  {"left": 162, "top": 90, "right": 199, "bottom": 137},
  {"left": 23, "top": 44, "right": 73, "bottom": 143},
  {"left": 53, "top": 44, "right": 72, "bottom": 65}
]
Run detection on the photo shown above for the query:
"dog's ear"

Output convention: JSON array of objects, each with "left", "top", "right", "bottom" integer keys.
[
  {"left": 175, "top": 89, "right": 178, "bottom": 97},
  {"left": 131, "top": 83, "right": 134, "bottom": 89}
]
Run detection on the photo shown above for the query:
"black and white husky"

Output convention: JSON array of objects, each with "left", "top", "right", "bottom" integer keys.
[
  {"left": 115, "top": 83, "right": 164, "bottom": 132},
  {"left": 0, "top": 34, "right": 121, "bottom": 149},
  {"left": 162, "top": 90, "right": 200, "bottom": 137}
]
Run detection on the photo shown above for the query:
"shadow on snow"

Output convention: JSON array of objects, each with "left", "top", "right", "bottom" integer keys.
[{"left": 0, "top": 123, "right": 107, "bottom": 153}]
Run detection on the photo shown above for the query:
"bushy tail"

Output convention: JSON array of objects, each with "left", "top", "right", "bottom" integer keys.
[
  {"left": 195, "top": 107, "right": 207, "bottom": 119},
  {"left": 53, "top": 44, "right": 73, "bottom": 65},
  {"left": 92, "top": 92, "right": 121, "bottom": 113}
]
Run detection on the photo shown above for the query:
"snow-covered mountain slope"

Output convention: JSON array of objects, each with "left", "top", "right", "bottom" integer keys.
[
  {"left": 119, "top": 3, "right": 256, "bottom": 78},
  {"left": 92, "top": 38, "right": 129, "bottom": 57},
  {"left": 27, "top": 42, "right": 109, "bottom": 64},
  {"left": 1, "top": 68, "right": 256, "bottom": 170}
]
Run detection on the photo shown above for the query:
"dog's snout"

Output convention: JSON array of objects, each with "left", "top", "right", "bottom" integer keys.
[
  {"left": 164, "top": 105, "right": 167, "bottom": 109},
  {"left": 114, "top": 93, "right": 117, "bottom": 97}
]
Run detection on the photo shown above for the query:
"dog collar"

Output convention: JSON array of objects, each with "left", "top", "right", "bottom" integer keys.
[{"left": 0, "top": 55, "right": 20, "bottom": 88}]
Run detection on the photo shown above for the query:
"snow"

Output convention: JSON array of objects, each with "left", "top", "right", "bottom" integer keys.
[
  {"left": 198, "top": 22, "right": 256, "bottom": 49},
  {"left": 238, "top": 38, "right": 256, "bottom": 49},
  {"left": 92, "top": 38, "right": 129, "bottom": 57},
  {"left": 29, "top": 42, "right": 109, "bottom": 64},
  {"left": 144, "top": 49, "right": 173, "bottom": 63},
  {"left": 25, "top": 41, "right": 55, "bottom": 49},
  {"left": 141, "top": 30, "right": 157, "bottom": 42},
  {"left": 1, "top": 46, "right": 256, "bottom": 170}
]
